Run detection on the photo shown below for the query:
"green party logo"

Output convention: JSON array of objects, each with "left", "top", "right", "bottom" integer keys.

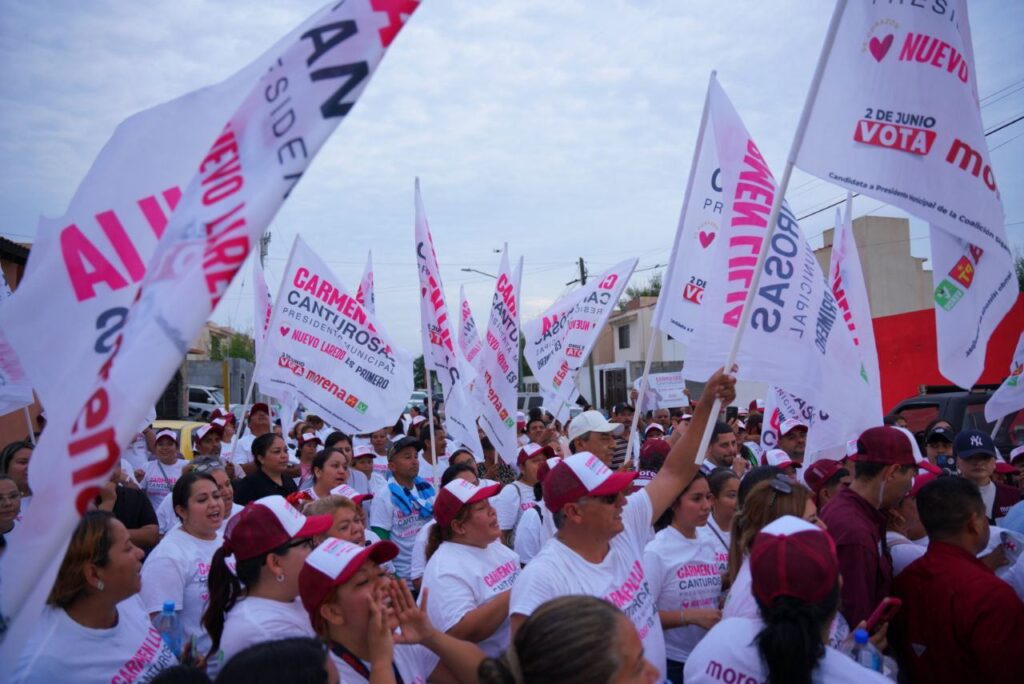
[{"left": 934, "top": 279, "right": 963, "bottom": 311}]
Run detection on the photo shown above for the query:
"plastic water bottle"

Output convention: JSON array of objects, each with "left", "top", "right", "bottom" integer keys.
[
  {"left": 153, "top": 601, "right": 182, "bottom": 657},
  {"left": 845, "top": 628, "right": 883, "bottom": 672}
]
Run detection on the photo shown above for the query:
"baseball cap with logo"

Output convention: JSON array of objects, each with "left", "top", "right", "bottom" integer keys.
[
  {"left": 433, "top": 479, "right": 502, "bottom": 528},
  {"left": 542, "top": 452, "right": 637, "bottom": 513},
  {"left": 517, "top": 442, "right": 555, "bottom": 468},
  {"left": 954, "top": 429, "right": 997, "bottom": 460},
  {"left": 196, "top": 420, "right": 225, "bottom": 442},
  {"left": 351, "top": 444, "right": 376, "bottom": 460},
  {"left": 925, "top": 425, "right": 954, "bottom": 444},
  {"left": 762, "top": 449, "right": 800, "bottom": 470},
  {"left": 568, "top": 411, "right": 625, "bottom": 443},
  {"left": 849, "top": 426, "right": 920, "bottom": 468},
  {"left": 644, "top": 424, "right": 665, "bottom": 436},
  {"left": 779, "top": 419, "right": 809, "bottom": 436},
  {"left": 299, "top": 538, "right": 399, "bottom": 628},
  {"left": 210, "top": 407, "right": 235, "bottom": 424},
  {"left": 298, "top": 432, "right": 322, "bottom": 448},
  {"left": 329, "top": 483, "right": 374, "bottom": 507},
  {"left": 639, "top": 438, "right": 671, "bottom": 473},
  {"left": 750, "top": 515, "right": 839, "bottom": 607},
  {"left": 1010, "top": 445, "right": 1024, "bottom": 465},
  {"left": 223, "top": 495, "right": 333, "bottom": 562},
  {"left": 249, "top": 402, "right": 270, "bottom": 417},
  {"left": 154, "top": 429, "right": 179, "bottom": 445},
  {"left": 803, "top": 458, "right": 844, "bottom": 494},
  {"left": 390, "top": 436, "right": 423, "bottom": 459},
  {"left": 535, "top": 456, "right": 562, "bottom": 485}
]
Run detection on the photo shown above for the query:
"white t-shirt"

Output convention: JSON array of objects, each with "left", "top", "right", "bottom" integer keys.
[
  {"left": 417, "top": 453, "right": 450, "bottom": 488},
  {"left": 510, "top": 490, "right": 667, "bottom": 681},
  {"left": 369, "top": 487, "right": 434, "bottom": 580},
  {"left": 218, "top": 597, "right": 314, "bottom": 665},
  {"left": 644, "top": 526, "right": 723, "bottom": 662},
  {"left": 703, "top": 517, "right": 731, "bottom": 576},
  {"left": 421, "top": 540, "right": 521, "bottom": 657},
  {"left": 887, "top": 531, "right": 928, "bottom": 577},
  {"left": 369, "top": 471, "right": 390, "bottom": 494},
  {"left": 231, "top": 433, "right": 258, "bottom": 468},
  {"left": 349, "top": 468, "right": 370, "bottom": 495},
  {"left": 979, "top": 480, "right": 997, "bottom": 519},
  {"left": 13, "top": 595, "right": 177, "bottom": 684},
  {"left": 494, "top": 481, "right": 537, "bottom": 532},
  {"left": 513, "top": 501, "right": 556, "bottom": 565},
  {"left": 139, "top": 527, "right": 223, "bottom": 659},
  {"left": 372, "top": 456, "right": 389, "bottom": 477},
  {"left": 329, "top": 642, "right": 439, "bottom": 684},
  {"left": 410, "top": 520, "right": 435, "bottom": 581},
  {"left": 156, "top": 497, "right": 243, "bottom": 535},
  {"left": 685, "top": 617, "right": 889, "bottom": 683},
  {"left": 139, "top": 459, "right": 188, "bottom": 511}
]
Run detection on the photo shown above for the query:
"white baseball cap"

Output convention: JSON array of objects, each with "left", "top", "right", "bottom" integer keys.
[
  {"left": 352, "top": 444, "right": 375, "bottom": 459},
  {"left": 779, "top": 418, "right": 809, "bottom": 436},
  {"left": 644, "top": 423, "right": 665, "bottom": 436},
  {"left": 762, "top": 448, "right": 800, "bottom": 470},
  {"left": 568, "top": 410, "right": 624, "bottom": 443},
  {"left": 154, "top": 429, "right": 178, "bottom": 445},
  {"left": 298, "top": 432, "right": 322, "bottom": 447},
  {"left": 329, "top": 483, "right": 373, "bottom": 506}
]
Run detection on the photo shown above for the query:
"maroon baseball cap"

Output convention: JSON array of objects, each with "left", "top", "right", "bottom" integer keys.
[
  {"left": 433, "top": 479, "right": 501, "bottom": 528},
  {"left": 300, "top": 538, "right": 399, "bottom": 628},
  {"left": 639, "top": 438, "right": 671, "bottom": 473},
  {"left": 517, "top": 442, "right": 555, "bottom": 468},
  {"left": 750, "top": 516, "right": 838, "bottom": 606},
  {"left": 803, "top": 458, "right": 844, "bottom": 494},
  {"left": 222, "top": 495, "right": 333, "bottom": 562},
  {"left": 909, "top": 471, "right": 940, "bottom": 498},
  {"left": 542, "top": 452, "right": 636, "bottom": 513},
  {"left": 849, "top": 426, "right": 919, "bottom": 467},
  {"left": 249, "top": 402, "right": 270, "bottom": 417}
]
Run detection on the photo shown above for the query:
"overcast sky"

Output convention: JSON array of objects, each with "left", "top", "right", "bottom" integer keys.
[{"left": 2, "top": 0, "right": 1022, "bottom": 355}]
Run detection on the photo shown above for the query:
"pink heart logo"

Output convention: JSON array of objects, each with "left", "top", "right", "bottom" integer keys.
[
  {"left": 698, "top": 231, "right": 715, "bottom": 248},
  {"left": 869, "top": 34, "right": 894, "bottom": 62},
  {"left": 279, "top": 326, "right": 291, "bottom": 337}
]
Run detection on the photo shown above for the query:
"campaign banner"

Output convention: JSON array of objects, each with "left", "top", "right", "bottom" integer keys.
[
  {"left": 355, "top": 250, "right": 376, "bottom": 315},
  {"left": 0, "top": 270, "right": 34, "bottom": 416},
  {"left": 253, "top": 255, "right": 274, "bottom": 363},
  {"left": 760, "top": 385, "right": 847, "bottom": 464},
  {"left": 985, "top": 330, "right": 1024, "bottom": 423},
  {"left": 631, "top": 372, "right": 688, "bottom": 410},
  {"left": 0, "top": 0, "right": 419, "bottom": 665},
  {"left": 653, "top": 75, "right": 724, "bottom": 345},
  {"left": 458, "top": 285, "right": 484, "bottom": 376},
  {"left": 828, "top": 197, "right": 882, "bottom": 423},
  {"left": 414, "top": 180, "right": 482, "bottom": 458},
  {"left": 684, "top": 77, "right": 875, "bottom": 457},
  {"left": 476, "top": 250, "right": 522, "bottom": 464},
  {"left": 793, "top": 0, "right": 1012, "bottom": 386},
  {"left": 523, "top": 258, "right": 637, "bottom": 405},
  {"left": 253, "top": 236, "right": 412, "bottom": 433},
  {"left": 930, "top": 225, "right": 1017, "bottom": 390}
]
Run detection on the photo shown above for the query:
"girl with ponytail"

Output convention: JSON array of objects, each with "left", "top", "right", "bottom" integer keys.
[{"left": 202, "top": 495, "right": 332, "bottom": 668}]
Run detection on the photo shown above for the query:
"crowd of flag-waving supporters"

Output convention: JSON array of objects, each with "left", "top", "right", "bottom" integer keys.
[{"left": 2, "top": 367, "right": 1023, "bottom": 683}]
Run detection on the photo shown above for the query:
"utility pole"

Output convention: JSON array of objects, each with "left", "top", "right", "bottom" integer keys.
[
  {"left": 578, "top": 257, "right": 598, "bottom": 408},
  {"left": 259, "top": 231, "right": 272, "bottom": 267}
]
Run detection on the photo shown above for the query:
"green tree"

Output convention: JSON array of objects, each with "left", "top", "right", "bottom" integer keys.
[
  {"left": 413, "top": 355, "right": 425, "bottom": 389},
  {"left": 618, "top": 272, "right": 662, "bottom": 310},
  {"left": 1015, "top": 250, "right": 1024, "bottom": 292},
  {"left": 209, "top": 335, "right": 223, "bottom": 360},
  {"left": 211, "top": 333, "right": 255, "bottom": 362}
]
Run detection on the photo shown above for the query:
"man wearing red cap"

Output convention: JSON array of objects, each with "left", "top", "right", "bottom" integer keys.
[
  {"left": 820, "top": 426, "right": 918, "bottom": 628},
  {"left": 893, "top": 476, "right": 1024, "bottom": 682},
  {"left": 509, "top": 370, "right": 736, "bottom": 682}
]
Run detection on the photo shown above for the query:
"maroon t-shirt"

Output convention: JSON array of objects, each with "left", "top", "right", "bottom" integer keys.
[{"left": 819, "top": 486, "right": 892, "bottom": 627}]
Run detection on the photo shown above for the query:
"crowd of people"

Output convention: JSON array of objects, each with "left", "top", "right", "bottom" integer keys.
[{"left": 3, "top": 368, "right": 1024, "bottom": 683}]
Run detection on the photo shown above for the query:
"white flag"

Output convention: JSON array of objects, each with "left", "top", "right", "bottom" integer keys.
[
  {"left": 458, "top": 285, "right": 484, "bottom": 376},
  {"left": 523, "top": 258, "right": 637, "bottom": 405},
  {"left": 355, "top": 250, "right": 376, "bottom": 315},
  {"left": 414, "top": 180, "right": 483, "bottom": 458},
  {"left": 0, "top": 0, "right": 419, "bottom": 664},
  {"left": 253, "top": 255, "right": 274, "bottom": 363},
  {"left": 653, "top": 75, "right": 724, "bottom": 344},
  {"left": 985, "top": 331, "right": 1024, "bottom": 423},
  {"left": 0, "top": 270, "right": 35, "bottom": 416},
  {"left": 828, "top": 195, "right": 882, "bottom": 423},
  {"left": 476, "top": 249, "right": 522, "bottom": 464},
  {"left": 793, "top": 0, "right": 1013, "bottom": 387},
  {"left": 253, "top": 236, "right": 412, "bottom": 433},
  {"left": 685, "top": 77, "right": 875, "bottom": 457}
]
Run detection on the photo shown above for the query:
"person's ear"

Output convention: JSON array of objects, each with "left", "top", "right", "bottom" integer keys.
[
  {"left": 884, "top": 464, "right": 900, "bottom": 481},
  {"left": 83, "top": 563, "right": 103, "bottom": 592},
  {"left": 319, "top": 597, "right": 346, "bottom": 627},
  {"left": 563, "top": 501, "right": 585, "bottom": 524}
]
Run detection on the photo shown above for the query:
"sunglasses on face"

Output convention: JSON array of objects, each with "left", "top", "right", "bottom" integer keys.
[
  {"left": 286, "top": 537, "right": 316, "bottom": 551},
  {"left": 587, "top": 493, "right": 621, "bottom": 506}
]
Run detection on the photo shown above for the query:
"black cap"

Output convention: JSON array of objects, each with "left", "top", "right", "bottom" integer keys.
[
  {"left": 953, "top": 429, "right": 996, "bottom": 460},
  {"left": 389, "top": 436, "right": 423, "bottom": 459},
  {"left": 925, "top": 426, "right": 953, "bottom": 444}
]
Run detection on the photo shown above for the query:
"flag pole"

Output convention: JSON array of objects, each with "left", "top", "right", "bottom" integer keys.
[
  {"left": 425, "top": 369, "right": 438, "bottom": 487},
  {"left": 692, "top": 0, "right": 847, "bottom": 466},
  {"left": 629, "top": 71, "right": 716, "bottom": 468},
  {"left": 990, "top": 416, "right": 1004, "bottom": 440},
  {"left": 23, "top": 406, "right": 36, "bottom": 445}
]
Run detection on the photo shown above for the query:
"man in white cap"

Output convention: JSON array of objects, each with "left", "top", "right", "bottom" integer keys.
[
  {"left": 567, "top": 410, "right": 624, "bottom": 467},
  {"left": 777, "top": 418, "right": 808, "bottom": 466},
  {"left": 509, "top": 370, "right": 736, "bottom": 682}
]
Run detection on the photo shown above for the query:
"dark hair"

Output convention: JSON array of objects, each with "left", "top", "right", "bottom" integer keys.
[
  {"left": 442, "top": 463, "right": 477, "bottom": 487},
  {"left": 755, "top": 584, "right": 840, "bottom": 684},
  {"left": 738, "top": 466, "right": 783, "bottom": 507},
  {"left": 150, "top": 665, "right": 211, "bottom": 684},
  {"left": 478, "top": 596, "right": 624, "bottom": 684},
  {"left": 0, "top": 440, "right": 33, "bottom": 474},
  {"left": 323, "top": 431, "right": 350, "bottom": 450},
  {"left": 311, "top": 449, "right": 343, "bottom": 484},
  {"left": 391, "top": 416, "right": 406, "bottom": 437},
  {"left": 745, "top": 414, "right": 763, "bottom": 433},
  {"left": 525, "top": 417, "right": 546, "bottom": 433},
  {"left": 48, "top": 511, "right": 115, "bottom": 608},
  {"left": 418, "top": 421, "right": 444, "bottom": 443},
  {"left": 710, "top": 421, "right": 734, "bottom": 444},
  {"left": 882, "top": 414, "right": 901, "bottom": 426},
  {"left": 216, "top": 637, "right": 329, "bottom": 684},
  {"left": 251, "top": 433, "right": 281, "bottom": 469},
  {"left": 708, "top": 467, "right": 740, "bottom": 497},
  {"left": 172, "top": 472, "right": 217, "bottom": 521},
  {"left": 853, "top": 460, "right": 887, "bottom": 480},
  {"left": 612, "top": 404, "right": 634, "bottom": 416},
  {"left": 916, "top": 476, "right": 985, "bottom": 541},
  {"left": 656, "top": 470, "right": 708, "bottom": 531},
  {"left": 824, "top": 467, "right": 850, "bottom": 491}
]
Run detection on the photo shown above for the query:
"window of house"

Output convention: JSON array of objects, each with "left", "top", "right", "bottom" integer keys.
[{"left": 617, "top": 324, "right": 630, "bottom": 349}]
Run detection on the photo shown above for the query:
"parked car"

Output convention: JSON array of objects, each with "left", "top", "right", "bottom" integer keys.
[
  {"left": 890, "top": 387, "right": 1022, "bottom": 455},
  {"left": 188, "top": 385, "right": 225, "bottom": 420}
]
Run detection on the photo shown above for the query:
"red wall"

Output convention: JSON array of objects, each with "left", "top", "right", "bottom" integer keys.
[{"left": 874, "top": 294, "right": 1024, "bottom": 412}]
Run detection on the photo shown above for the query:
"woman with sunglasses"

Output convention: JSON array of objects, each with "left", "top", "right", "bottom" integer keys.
[{"left": 203, "top": 495, "right": 333, "bottom": 669}]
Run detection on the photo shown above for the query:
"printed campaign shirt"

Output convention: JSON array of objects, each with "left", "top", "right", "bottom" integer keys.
[
  {"left": 644, "top": 526, "right": 724, "bottom": 662},
  {"left": 410, "top": 520, "right": 435, "bottom": 581},
  {"left": 13, "top": 595, "right": 177, "bottom": 683},
  {"left": 138, "top": 459, "right": 188, "bottom": 510},
  {"left": 493, "top": 481, "right": 536, "bottom": 531},
  {"left": 685, "top": 617, "right": 889, "bottom": 683},
  {"left": 139, "top": 527, "right": 223, "bottom": 661},
  {"left": 369, "top": 489, "right": 434, "bottom": 579},
  {"left": 218, "top": 597, "right": 314, "bottom": 666},
  {"left": 421, "top": 540, "right": 521, "bottom": 657},
  {"left": 330, "top": 642, "right": 439, "bottom": 684},
  {"left": 510, "top": 489, "right": 667, "bottom": 681},
  {"left": 513, "top": 500, "right": 556, "bottom": 565}
]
